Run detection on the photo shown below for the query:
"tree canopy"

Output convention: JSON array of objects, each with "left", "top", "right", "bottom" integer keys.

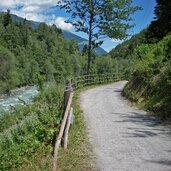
[
  {"left": 0, "top": 11, "right": 86, "bottom": 94},
  {"left": 57, "top": 0, "right": 141, "bottom": 74},
  {"left": 146, "top": 0, "right": 171, "bottom": 42}
]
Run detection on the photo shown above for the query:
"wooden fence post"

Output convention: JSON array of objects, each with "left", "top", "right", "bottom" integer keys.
[
  {"left": 64, "top": 80, "right": 73, "bottom": 109},
  {"left": 52, "top": 92, "right": 73, "bottom": 171},
  {"left": 63, "top": 79, "right": 73, "bottom": 149},
  {"left": 52, "top": 79, "right": 73, "bottom": 171},
  {"left": 63, "top": 107, "right": 73, "bottom": 149}
]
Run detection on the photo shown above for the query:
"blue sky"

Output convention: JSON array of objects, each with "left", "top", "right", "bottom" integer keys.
[
  {"left": 102, "top": 0, "right": 157, "bottom": 51},
  {"left": 0, "top": 0, "right": 156, "bottom": 52}
]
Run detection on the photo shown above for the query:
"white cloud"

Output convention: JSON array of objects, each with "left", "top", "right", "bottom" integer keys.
[
  {"left": 12, "top": 10, "right": 48, "bottom": 22},
  {"left": 0, "top": 0, "right": 22, "bottom": 9},
  {"left": 0, "top": 0, "right": 73, "bottom": 31},
  {"left": 49, "top": 17, "right": 73, "bottom": 30},
  {"left": 0, "top": 0, "right": 59, "bottom": 10},
  {"left": 11, "top": 10, "right": 73, "bottom": 30},
  {"left": 111, "top": 38, "right": 122, "bottom": 43},
  {"left": 21, "top": 5, "right": 43, "bottom": 13},
  {"left": 23, "top": 0, "right": 58, "bottom": 7}
]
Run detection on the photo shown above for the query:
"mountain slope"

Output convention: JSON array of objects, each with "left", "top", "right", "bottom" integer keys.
[
  {"left": 109, "top": 29, "right": 146, "bottom": 59},
  {"left": 4, "top": 13, "right": 107, "bottom": 56},
  {"left": 62, "top": 30, "right": 86, "bottom": 43},
  {"left": 0, "top": 12, "right": 86, "bottom": 94},
  {"left": 62, "top": 30, "right": 107, "bottom": 55}
]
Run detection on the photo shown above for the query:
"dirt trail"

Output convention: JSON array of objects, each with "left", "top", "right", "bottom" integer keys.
[{"left": 80, "top": 81, "right": 171, "bottom": 171}]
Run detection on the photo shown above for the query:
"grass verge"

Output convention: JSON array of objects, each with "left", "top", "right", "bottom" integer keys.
[
  {"left": 0, "top": 84, "right": 97, "bottom": 171},
  {"left": 58, "top": 86, "right": 97, "bottom": 171}
]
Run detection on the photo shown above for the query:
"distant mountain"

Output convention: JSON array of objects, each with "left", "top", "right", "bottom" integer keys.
[
  {"left": 11, "top": 14, "right": 40, "bottom": 29},
  {"left": 0, "top": 12, "right": 40, "bottom": 29},
  {"left": 62, "top": 30, "right": 86, "bottom": 43},
  {"left": 3, "top": 13, "right": 107, "bottom": 56},
  {"left": 62, "top": 30, "right": 107, "bottom": 55}
]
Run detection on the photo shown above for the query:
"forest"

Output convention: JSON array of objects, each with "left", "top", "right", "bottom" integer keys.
[
  {"left": 0, "top": 10, "right": 130, "bottom": 95},
  {"left": 0, "top": 10, "right": 86, "bottom": 95}
]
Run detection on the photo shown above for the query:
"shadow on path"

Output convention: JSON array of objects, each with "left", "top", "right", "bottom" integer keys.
[
  {"left": 111, "top": 112, "right": 171, "bottom": 138},
  {"left": 146, "top": 159, "right": 171, "bottom": 166}
]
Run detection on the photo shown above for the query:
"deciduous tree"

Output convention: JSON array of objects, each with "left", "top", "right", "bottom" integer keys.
[{"left": 57, "top": 0, "right": 140, "bottom": 74}]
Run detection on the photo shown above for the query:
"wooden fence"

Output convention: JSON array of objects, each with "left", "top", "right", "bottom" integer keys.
[
  {"left": 72, "top": 73, "right": 125, "bottom": 89},
  {"left": 52, "top": 80, "right": 73, "bottom": 171},
  {"left": 52, "top": 73, "right": 125, "bottom": 171}
]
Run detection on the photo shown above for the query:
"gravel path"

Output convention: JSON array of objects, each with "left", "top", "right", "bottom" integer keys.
[{"left": 80, "top": 81, "right": 171, "bottom": 171}]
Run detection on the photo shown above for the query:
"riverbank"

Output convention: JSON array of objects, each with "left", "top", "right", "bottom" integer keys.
[
  {"left": 0, "top": 85, "right": 36, "bottom": 99},
  {"left": 0, "top": 83, "right": 96, "bottom": 170},
  {"left": 0, "top": 83, "right": 63, "bottom": 170},
  {"left": 0, "top": 85, "right": 38, "bottom": 115}
]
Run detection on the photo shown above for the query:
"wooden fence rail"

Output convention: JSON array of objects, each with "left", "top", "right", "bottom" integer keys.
[
  {"left": 72, "top": 73, "right": 125, "bottom": 89},
  {"left": 52, "top": 79, "right": 73, "bottom": 171},
  {"left": 52, "top": 73, "right": 125, "bottom": 171}
]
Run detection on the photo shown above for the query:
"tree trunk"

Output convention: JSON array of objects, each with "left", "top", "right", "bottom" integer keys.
[{"left": 87, "top": 3, "right": 93, "bottom": 75}]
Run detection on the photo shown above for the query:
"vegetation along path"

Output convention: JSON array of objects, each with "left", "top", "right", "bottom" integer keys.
[{"left": 80, "top": 81, "right": 171, "bottom": 171}]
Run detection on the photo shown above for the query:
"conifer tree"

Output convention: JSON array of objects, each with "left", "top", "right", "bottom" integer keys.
[{"left": 3, "top": 9, "right": 12, "bottom": 28}]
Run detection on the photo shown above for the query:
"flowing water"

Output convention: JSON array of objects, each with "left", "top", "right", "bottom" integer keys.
[{"left": 0, "top": 86, "right": 39, "bottom": 115}]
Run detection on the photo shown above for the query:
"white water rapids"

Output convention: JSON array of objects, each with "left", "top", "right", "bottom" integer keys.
[{"left": 0, "top": 86, "right": 38, "bottom": 115}]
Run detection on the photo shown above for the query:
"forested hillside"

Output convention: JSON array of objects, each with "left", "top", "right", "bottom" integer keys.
[
  {"left": 0, "top": 11, "right": 86, "bottom": 95},
  {"left": 9, "top": 12, "right": 107, "bottom": 56},
  {"left": 124, "top": 35, "right": 171, "bottom": 119},
  {"left": 0, "top": 11, "right": 130, "bottom": 95},
  {"left": 109, "top": 29, "right": 146, "bottom": 59},
  {"left": 110, "top": 0, "right": 171, "bottom": 120}
]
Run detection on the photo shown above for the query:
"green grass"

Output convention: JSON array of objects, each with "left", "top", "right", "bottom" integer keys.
[
  {"left": 0, "top": 83, "right": 64, "bottom": 170},
  {"left": 18, "top": 86, "right": 97, "bottom": 171},
  {"left": 58, "top": 86, "right": 97, "bottom": 171},
  {"left": 0, "top": 84, "right": 97, "bottom": 171},
  {"left": 0, "top": 81, "right": 120, "bottom": 170}
]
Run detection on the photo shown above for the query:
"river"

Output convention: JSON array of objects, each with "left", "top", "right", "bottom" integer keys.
[{"left": 0, "top": 86, "right": 39, "bottom": 115}]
